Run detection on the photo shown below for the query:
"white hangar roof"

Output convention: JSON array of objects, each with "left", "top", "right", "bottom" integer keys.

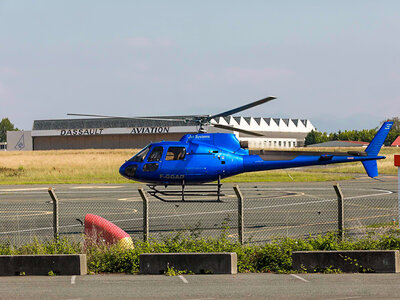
[{"left": 212, "top": 117, "right": 315, "bottom": 133}]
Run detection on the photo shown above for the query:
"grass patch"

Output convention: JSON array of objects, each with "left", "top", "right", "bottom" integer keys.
[
  {"left": 222, "top": 170, "right": 354, "bottom": 182},
  {"left": 0, "top": 149, "right": 134, "bottom": 184},
  {"left": 0, "top": 147, "right": 397, "bottom": 184},
  {"left": 366, "top": 221, "right": 398, "bottom": 228}
]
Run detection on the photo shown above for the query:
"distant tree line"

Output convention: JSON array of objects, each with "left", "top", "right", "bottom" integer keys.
[
  {"left": 305, "top": 117, "right": 400, "bottom": 146},
  {"left": 0, "top": 118, "right": 18, "bottom": 142}
]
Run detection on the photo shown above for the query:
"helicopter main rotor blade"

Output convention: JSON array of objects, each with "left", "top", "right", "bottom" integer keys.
[
  {"left": 212, "top": 123, "right": 265, "bottom": 137},
  {"left": 209, "top": 96, "right": 276, "bottom": 120},
  {"left": 67, "top": 113, "right": 187, "bottom": 122}
]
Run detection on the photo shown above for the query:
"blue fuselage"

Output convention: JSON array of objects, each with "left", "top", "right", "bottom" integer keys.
[{"left": 119, "top": 133, "right": 384, "bottom": 185}]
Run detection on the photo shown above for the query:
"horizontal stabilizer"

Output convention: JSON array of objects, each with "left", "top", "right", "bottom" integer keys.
[{"left": 362, "top": 160, "right": 378, "bottom": 178}]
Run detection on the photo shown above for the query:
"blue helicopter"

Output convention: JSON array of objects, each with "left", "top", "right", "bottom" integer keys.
[{"left": 70, "top": 97, "right": 393, "bottom": 202}]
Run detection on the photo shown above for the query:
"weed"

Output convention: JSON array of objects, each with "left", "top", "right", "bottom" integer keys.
[
  {"left": 165, "top": 265, "right": 194, "bottom": 276},
  {"left": 312, "top": 266, "right": 342, "bottom": 274},
  {"left": 339, "top": 255, "right": 374, "bottom": 273}
]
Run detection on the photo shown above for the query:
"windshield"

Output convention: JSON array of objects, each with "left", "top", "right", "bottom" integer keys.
[{"left": 129, "top": 146, "right": 150, "bottom": 162}]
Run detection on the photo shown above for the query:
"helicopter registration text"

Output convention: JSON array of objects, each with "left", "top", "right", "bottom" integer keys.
[{"left": 160, "top": 174, "right": 185, "bottom": 179}]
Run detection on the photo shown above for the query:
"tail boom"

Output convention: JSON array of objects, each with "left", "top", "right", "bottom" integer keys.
[{"left": 242, "top": 121, "right": 392, "bottom": 178}]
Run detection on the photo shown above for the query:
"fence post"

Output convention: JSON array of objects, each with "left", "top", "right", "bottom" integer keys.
[
  {"left": 233, "top": 184, "right": 244, "bottom": 245},
  {"left": 48, "top": 188, "right": 59, "bottom": 240},
  {"left": 394, "top": 155, "right": 400, "bottom": 228},
  {"left": 333, "top": 183, "right": 344, "bottom": 240},
  {"left": 138, "top": 188, "right": 149, "bottom": 242}
]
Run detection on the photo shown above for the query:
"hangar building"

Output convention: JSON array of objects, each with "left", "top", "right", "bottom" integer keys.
[{"left": 7, "top": 116, "right": 315, "bottom": 151}]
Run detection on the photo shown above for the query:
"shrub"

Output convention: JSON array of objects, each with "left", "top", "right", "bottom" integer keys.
[{"left": 3, "top": 231, "right": 400, "bottom": 274}]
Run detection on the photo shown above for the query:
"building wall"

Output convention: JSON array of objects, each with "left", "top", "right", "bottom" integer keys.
[
  {"left": 32, "top": 132, "right": 192, "bottom": 150},
  {"left": 244, "top": 137, "right": 298, "bottom": 149},
  {"left": 6, "top": 131, "right": 33, "bottom": 151},
  {"left": 20, "top": 116, "right": 315, "bottom": 151}
]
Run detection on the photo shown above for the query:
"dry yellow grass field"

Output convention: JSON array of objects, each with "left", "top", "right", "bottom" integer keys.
[
  {"left": 0, "top": 149, "right": 135, "bottom": 184},
  {"left": 300, "top": 147, "right": 399, "bottom": 175},
  {"left": 0, "top": 147, "right": 398, "bottom": 184}
]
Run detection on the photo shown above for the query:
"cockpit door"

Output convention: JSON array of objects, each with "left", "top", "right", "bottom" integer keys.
[
  {"left": 160, "top": 146, "right": 187, "bottom": 180},
  {"left": 142, "top": 146, "right": 164, "bottom": 173}
]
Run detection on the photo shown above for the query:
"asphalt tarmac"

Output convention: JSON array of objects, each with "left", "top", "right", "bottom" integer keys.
[
  {"left": 1, "top": 273, "right": 400, "bottom": 299},
  {"left": 0, "top": 176, "right": 399, "bottom": 299},
  {"left": 0, "top": 175, "right": 398, "bottom": 244}
]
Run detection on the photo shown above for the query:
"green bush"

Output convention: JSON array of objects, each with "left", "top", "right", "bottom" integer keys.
[{"left": 3, "top": 231, "right": 400, "bottom": 274}]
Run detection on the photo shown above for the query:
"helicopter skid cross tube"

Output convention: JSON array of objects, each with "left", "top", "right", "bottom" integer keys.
[{"left": 146, "top": 176, "right": 224, "bottom": 203}]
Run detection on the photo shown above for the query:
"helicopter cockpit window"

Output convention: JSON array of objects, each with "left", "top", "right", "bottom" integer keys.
[
  {"left": 143, "top": 163, "right": 159, "bottom": 172},
  {"left": 147, "top": 146, "right": 164, "bottom": 162},
  {"left": 129, "top": 146, "right": 150, "bottom": 162},
  {"left": 166, "top": 147, "right": 186, "bottom": 161}
]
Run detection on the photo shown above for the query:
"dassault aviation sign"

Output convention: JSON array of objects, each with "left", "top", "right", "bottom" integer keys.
[
  {"left": 59, "top": 127, "right": 170, "bottom": 136},
  {"left": 31, "top": 126, "right": 197, "bottom": 137}
]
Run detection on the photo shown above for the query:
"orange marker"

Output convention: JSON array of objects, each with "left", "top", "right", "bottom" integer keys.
[{"left": 84, "top": 214, "right": 134, "bottom": 249}]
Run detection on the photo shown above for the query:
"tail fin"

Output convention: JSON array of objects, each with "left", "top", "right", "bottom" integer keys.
[
  {"left": 362, "top": 121, "right": 393, "bottom": 178},
  {"left": 365, "top": 121, "right": 393, "bottom": 156}
]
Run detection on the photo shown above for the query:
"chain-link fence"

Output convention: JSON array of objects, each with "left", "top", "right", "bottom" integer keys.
[
  {"left": 0, "top": 200, "right": 54, "bottom": 245},
  {"left": 344, "top": 189, "right": 398, "bottom": 238},
  {"left": 0, "top": 184, "right": 398, "bottom": 245}
]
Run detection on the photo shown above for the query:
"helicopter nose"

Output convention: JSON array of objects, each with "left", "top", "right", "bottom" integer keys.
[
  {"left": 119, "top": 164, "right": 126, "bottom": 177},
  {"left": 119, "top": 163, "right": 138, "bottom": 178}
]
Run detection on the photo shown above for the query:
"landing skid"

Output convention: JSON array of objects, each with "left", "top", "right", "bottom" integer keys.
[{"left": 146, "top": 176, "right": 224, "bottom": 202}]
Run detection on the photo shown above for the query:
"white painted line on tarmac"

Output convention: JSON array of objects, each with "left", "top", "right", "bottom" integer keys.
[
  {"left": 0, "top": 226, "right": 54, "bottom": 235},
  {"left": 70, "top": 186, "right": 123, "bottom": 189},
  {"left": 0, "top": 187, "right": 48, "bottom": 192},
  {"left": 290, "top": 274, "right": 309, "bottom": 282},
  {"left": 0, "top": 210, "right": 52, "bottom": 218},
  {"left": 324, "top": 296, "right": 362, "bottom": 300},
  {"left": 118, "top": 198, "right": 142, "bottom": 202},
  {"left": 344, "top": 189, "right": 393, "bottom": 200},
  {"left": 178, "top": 275, "right": 188, "bottom": 283},
  {"left": 186, "top": 298, "right": 215, "bottom": 300},
  {"left": 71, "top": 275, "right": 76, "bottom": 285}
]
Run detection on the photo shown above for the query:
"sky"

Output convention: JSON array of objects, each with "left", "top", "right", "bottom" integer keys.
[{"left": 0, "top": 1, "right": 399, "bottom": 132}]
